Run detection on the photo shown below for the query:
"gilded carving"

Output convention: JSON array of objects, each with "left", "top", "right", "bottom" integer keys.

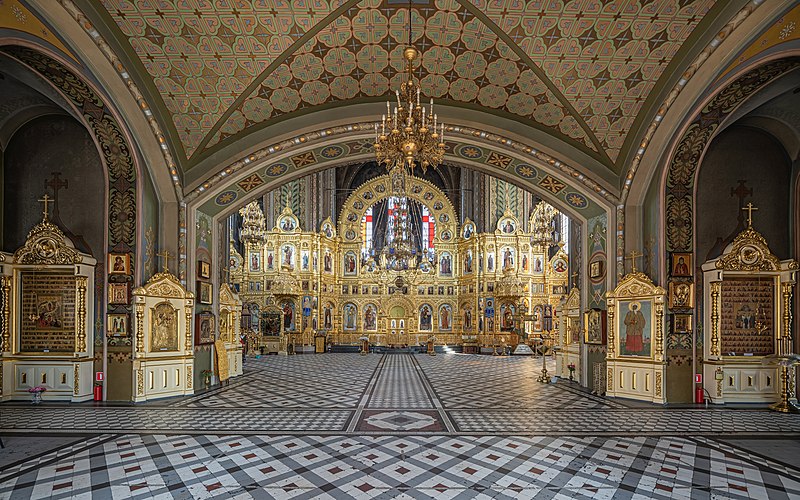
[
  {"left": 655, "top": 372, "right": 662, "bottom": 397},
  {"left": 75, "top": 277, "right": 87, "bottom": 352},
  {"left": 710, "top": 281, "right": 721, "bottom": 357},
  {"left": 714, "top": 227, "right": 781, "bottom": 272},
  {"left": 782, "top": 282, "right": 793, "bottom": 356},
  {"left": 1, "top": 276, "right": 10, "bottom": 352},
  {"left": 185, "top": 305, "right": 193, "bottom": 351},
  {"left": 134, "top": 271, "right": 191, "bottom": 299},
  {"left": 135, "top": 303, "right": 145, "bottom": 353},
  {"left": 186, "top": 365, "right": 193, "bottom": 389},
  {"left": 14, "top": 220, "right": 81, "bottom": 265},
  {"left": 137, "top": 369, "right": 143, "bottom": 395},
  {"left": 73, "top": 364, "right": 80, "bottom": 395},
  {"left": 607, "top": 367, "right": 613, "bottom": 392}
]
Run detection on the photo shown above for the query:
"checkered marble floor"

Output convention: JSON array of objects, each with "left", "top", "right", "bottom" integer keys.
[
  {"left": 3, "top": 433, "right": 800, "bottom": 499},
  {"left": 3, "top": 353, "right": 800, "bottom": 498},
  {"left": 415, "top": 354, "right": 625, "bottom": 410},
  {"left": 176, "top": 353, "right": 379, "bottom": 409}
]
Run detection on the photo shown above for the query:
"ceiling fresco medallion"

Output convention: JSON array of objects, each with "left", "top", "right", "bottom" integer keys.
[{"left": 215, "top": 190, "right": 238, "bottom": 207}]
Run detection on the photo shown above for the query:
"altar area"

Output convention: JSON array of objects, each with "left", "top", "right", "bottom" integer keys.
[{"left": 230, "top": 175, "right": 569, "bottom": 351}]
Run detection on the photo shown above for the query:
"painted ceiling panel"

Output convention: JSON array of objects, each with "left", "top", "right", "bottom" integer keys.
[
  {"left": 95, "top": 0, "right": 721, "bottom": 171},
  {"left": 209, "top": 1, "right": 598, "bottom": 159},
  {"left": 100, "top": 0, "right": 344, "bottom": 156},
  {"left": 476, "top": 0, "right": 716, "bottom": 161}
]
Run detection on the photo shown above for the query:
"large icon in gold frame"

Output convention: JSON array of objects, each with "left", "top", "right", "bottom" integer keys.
[
  {"left": 150, "top": 301, "right": 178, "bottom": 352},
  {"left": 616, "top": 299, "right": 653, "bottom": 357}
]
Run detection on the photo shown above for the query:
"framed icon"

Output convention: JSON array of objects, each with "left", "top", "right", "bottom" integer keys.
[
  {"left": 107, "top": 313, "right": 129, "bottom": 337},
  {"left": 584, "top": 308, "right": 606, "bottom": 344},
  {"left": 673, "top": 313, "right": 692, "bottom": 333},
  {"left": 108, "top": 282, "right": 130, "bottom": 305},
  {"left": 590, "top": 260, "right": 605, "bottom": 279},
  {"left": 198, "top": 261, "right": 211, "bottom": 279},
  {"left": 198, "top": 281, "right": 213, "bottom": 304},
  {"left": 669, "top": 281, "right": 694, "bottom": 309},
  {"left": 195, "top": 311, "right": 215, "bottom": 344},
  {"left": 616, "top": 299, "right": 654, "bottom": 358},
  {"left": 671, "top": 252, "right": 692, "bottom": 277},
  {"left": 108, "top": 253, "right": 131, "bottom": 275}
]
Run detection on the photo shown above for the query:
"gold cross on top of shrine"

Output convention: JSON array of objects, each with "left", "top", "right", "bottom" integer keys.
[
  {"left": 742, "top": 202, "right": 758, "bottom": 227},
  {"left": 625, "top": 250, "right": 642, "bottom": 274},
  {"left": 156, "top": 249, "right": 174, "bottom": 273},
  {"left": 570, "top": 271, "right": 579, "bottom": 288},
  {"left": 38, "top": 194, "right": 52, "bottom": 221}
]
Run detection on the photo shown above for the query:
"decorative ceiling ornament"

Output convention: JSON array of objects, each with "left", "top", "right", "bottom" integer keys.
[{"left": 239, "top": 200, "right": 266, "bottom": 245}]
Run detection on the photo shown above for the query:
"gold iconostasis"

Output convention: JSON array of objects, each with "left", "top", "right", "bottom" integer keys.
[{"left": 230, "top": 175, "right": 569, "bottom": 348}]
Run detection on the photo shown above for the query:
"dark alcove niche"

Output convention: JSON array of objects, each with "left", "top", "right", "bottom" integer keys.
[
  {"left": 3, "top": 114, "right": 105, "bottom": 260},
  {"left": 696, "top": 124, "right": 792, "bottom": 266}
]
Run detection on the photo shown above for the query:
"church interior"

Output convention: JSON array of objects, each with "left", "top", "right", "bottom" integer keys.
[{"left": 1, "top": 0, "right": 800, "bottom": 497}]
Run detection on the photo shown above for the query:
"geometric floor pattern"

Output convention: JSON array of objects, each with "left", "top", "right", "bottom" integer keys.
[
  {"left": 3, "top": 353, "right": 800, "bottom": 498},
  {"left": 3, "top": 434, "right": 800, "bottom": 499}
]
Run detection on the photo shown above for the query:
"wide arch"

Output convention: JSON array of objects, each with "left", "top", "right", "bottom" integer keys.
[
  {"left": 0, "top": 44, "right": 141, "bottom": 267},
  {"left": 336, "top": 174, "right": 458, "bottom": 246},
  {"left": 191, "top": 124, "right": 615, "bottom": 225}
]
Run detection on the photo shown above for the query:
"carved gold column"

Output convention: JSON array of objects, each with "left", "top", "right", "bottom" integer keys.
[
  {"left": 1, "top": 276, "right": 10, "bottom": 352},
  {"left": 185, "top": 305, "right": 193, "bottom": 351},
  {"left": 654, "top": 299, "right": 664, "bottom": 362},
  {"left": 137, "top": 369, "right": 144, "bottom": 395},
  {"left": 606, "top": 301, "right": 615, "bottom": 357},
  {"left": 75, "top": 277, "right": 87, "bottom": 352},
  {"left": 135, "top": 303, "right": 145, "bottom": 353},
  {"left": 710, "top": 281, "right": 721, "bottom": 356},
  {"left": 73, "top": 364, "right": 80, "bottom": 395},
  {"left": 606, "top": 299, "right": 615, "bottom": 393},
  {"left": 781, "top": 282, "right": 793, "bottom": 355},
  {"left": 782, "top": 282, "right": 795, "bottom": 401}
]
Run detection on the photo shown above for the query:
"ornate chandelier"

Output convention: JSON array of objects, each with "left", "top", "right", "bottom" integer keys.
[
  {"left": 374, "top": 3, "right": 445, "bottom": 176},
  {"left": 384, "top": 196, "right": 415, "bottom": 271},
  {"left": 373, "top": 44, "right": 445, "bottom": 175},
  {"left": 239, "top": 200, "right": 266, "bottom": 245},
  {"left": 531, "top": 200, "right": 559, "bottom": 249},
  {"left": 372, "top": 6, "right": 445, "bottom": 272}
]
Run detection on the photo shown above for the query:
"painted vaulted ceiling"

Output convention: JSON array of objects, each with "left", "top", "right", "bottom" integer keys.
[{"left": 80, "top": 0, "right": 735, "bottom": 187}]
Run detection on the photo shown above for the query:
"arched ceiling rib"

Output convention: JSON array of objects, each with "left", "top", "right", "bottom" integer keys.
[{"left": 75, "top": 0, "right": 740, "bottom": 187}]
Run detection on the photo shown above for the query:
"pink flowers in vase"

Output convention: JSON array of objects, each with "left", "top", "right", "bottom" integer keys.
[{"left": 28, "top": 385, "right": 46, "bottom": 404}]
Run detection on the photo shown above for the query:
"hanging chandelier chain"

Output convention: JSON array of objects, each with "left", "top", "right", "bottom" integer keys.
[{"left": 374, "top": 1, "right": 445, "bottom": 177}]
